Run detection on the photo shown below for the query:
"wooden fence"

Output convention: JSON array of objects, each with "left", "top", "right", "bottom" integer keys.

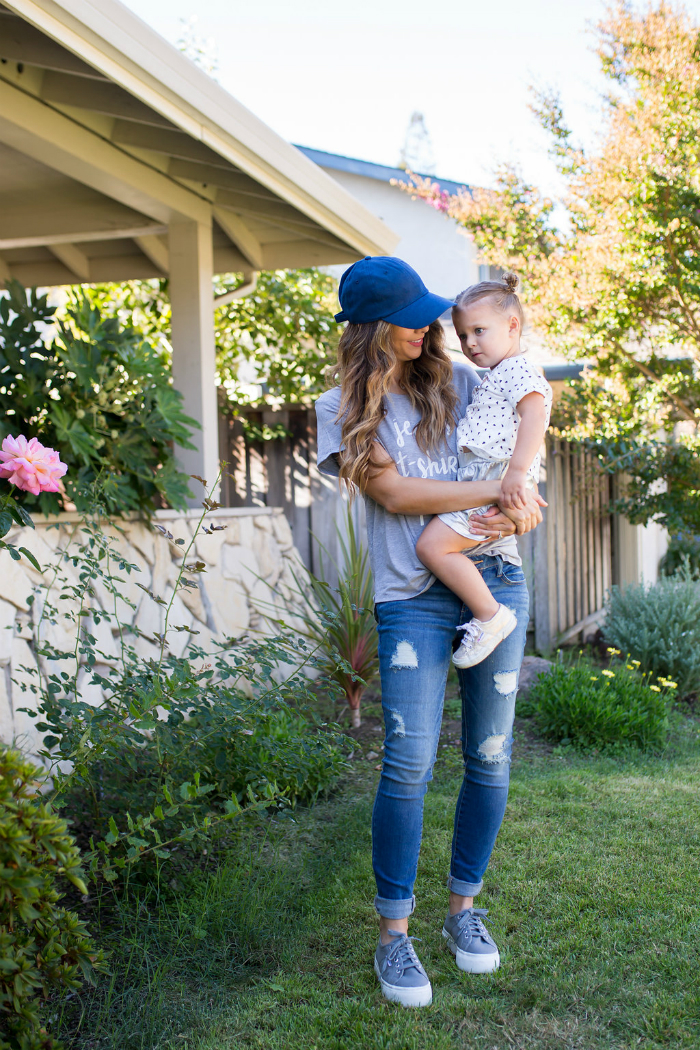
[
  {"left": 219, "top": 405, "right": 615, "bottom": 651},
  {"left": 218, "top": 403, "right": 365, "bottom": 588}
]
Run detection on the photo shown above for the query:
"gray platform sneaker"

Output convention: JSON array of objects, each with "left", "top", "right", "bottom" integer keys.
[
  {"left": 442, "top": 908, "right": 500, "bottom": 973},
  {"left": 374, "top": 931, "right": 433, "bottom": 1008}
]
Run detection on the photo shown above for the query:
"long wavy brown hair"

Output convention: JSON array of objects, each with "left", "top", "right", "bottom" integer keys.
[{"left": 327, "top": 319, "right": 459, "bottom": 492}]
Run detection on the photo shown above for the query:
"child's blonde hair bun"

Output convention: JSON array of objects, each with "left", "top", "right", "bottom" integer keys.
[{"left": 454, "top": 272, "right": 524, "bottom": 325}]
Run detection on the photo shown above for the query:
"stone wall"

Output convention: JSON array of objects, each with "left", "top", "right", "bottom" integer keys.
[{"left": 0, "top": 507, "right": 308, "bottom": 752}]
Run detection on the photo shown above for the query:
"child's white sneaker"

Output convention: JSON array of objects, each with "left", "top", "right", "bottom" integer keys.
[{"left": 452, "top": 604, "right": 517, "bottom": 669}]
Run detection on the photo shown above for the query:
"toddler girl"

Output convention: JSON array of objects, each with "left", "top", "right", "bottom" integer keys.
[{"left": 415, "top": 274, "right": 552, "bottom": 668}]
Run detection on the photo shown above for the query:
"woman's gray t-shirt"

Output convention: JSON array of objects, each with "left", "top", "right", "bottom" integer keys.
[{"left": 315, "top": 359, "right": 521, "bottom": 603}]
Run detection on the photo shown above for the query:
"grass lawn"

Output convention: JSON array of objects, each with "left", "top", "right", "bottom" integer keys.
[{"left": 61, "top": 692, "right": 700, "bottom": 1050}]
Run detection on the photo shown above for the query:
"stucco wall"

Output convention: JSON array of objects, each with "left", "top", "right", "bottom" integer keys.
[{"left": 0, "top": 507, "right": 308, "bottom": 753}]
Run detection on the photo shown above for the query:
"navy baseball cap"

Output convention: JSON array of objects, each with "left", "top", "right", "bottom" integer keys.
[{"left": 335, "top": 256, "right": 454, "bottom": 328}]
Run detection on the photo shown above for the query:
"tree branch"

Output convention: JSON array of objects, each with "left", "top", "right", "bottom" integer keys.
[{"left": 614, "top": 342, "right": 696, "bottom": 421}]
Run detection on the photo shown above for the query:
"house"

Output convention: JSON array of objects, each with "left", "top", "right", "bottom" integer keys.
[{"left": 295, "top": 147, "right": 483, "bottom": 300}]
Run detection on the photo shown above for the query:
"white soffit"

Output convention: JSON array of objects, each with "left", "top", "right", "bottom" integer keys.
[{"left": 0, "top": 0, "right": 398, "bottom": 284}]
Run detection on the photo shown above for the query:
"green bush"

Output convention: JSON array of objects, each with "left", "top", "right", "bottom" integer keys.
[
  {"left": 0, "top": 746, "right": 103, "bottom": 1050},
  {"left": 659, "top": 534, "right": 700, "bottom": 579},
  {"left": 525, "top": 653, "right": 673, "bottom": 752},
  {"left": 0, "top": 281, "right": 197, "bottom": 514},
  {"left": 20, "top": 485, "right": 347, "bottom": 885},
  {"left": 603, "top": 570, "right": 700, "bottom": 696},
  {"left": 228, "top": 709, "right": 348, "bottom": 805}
]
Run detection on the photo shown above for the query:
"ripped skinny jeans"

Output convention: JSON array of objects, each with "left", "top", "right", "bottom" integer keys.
[{"left": 372, "top": 556, "right": 529, "bottom": 920}]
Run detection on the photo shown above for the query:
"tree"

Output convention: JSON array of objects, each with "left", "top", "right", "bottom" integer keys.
[
  {"left": 85, "top": 268, "right": 342, "bottom": 411},
  {"left": 398, "top": 1, "right": 700, "bottom": 534}
]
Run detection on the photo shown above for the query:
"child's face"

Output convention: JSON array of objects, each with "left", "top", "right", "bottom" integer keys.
[{"left": 452, "top": 300, "right": 520, "bottom": 369}]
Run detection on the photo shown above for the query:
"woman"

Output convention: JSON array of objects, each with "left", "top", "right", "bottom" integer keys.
[{"left": 315, "top": 256, "right": 544, "bottom": 1008}]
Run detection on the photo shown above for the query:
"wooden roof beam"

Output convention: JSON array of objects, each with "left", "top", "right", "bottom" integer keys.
[
  {"left": 135, "top": 233, "right": 168, "bottom": 273},
  {"left": 0, "top": 223, "right": 167, "bottom": 251},
  {"left": 0, "top": 9, "right": 107, "bottom": 79},
  {"left": 212, "top": 208, "right": 262, "bottom": 270},
  {"left": 0, "top": 78, "right": 211, "bottom": 225},
  {"left": 111, "top": 120, "right": 232, "bottom": 169},
  {"left": 48, "top": 241, "right": 90, "bottom": 280},
  {"left": 40, "top": 69, "right": 174, "bottom": 127}
]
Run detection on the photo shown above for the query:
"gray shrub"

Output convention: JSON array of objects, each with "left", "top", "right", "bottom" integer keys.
[{"left": 604, "top": 569, "right": 700, "bottom": 696}]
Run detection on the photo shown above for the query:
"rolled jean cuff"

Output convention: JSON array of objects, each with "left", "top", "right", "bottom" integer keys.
[
  {"left": 447, "top": 874, "right": 483, "bottom": 897},
  {"left": 374, "top": 894, "right": 416, "bottom": 920}
]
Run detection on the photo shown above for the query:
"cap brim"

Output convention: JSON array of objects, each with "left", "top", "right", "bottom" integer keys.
[{"left": 382, "top": 291, "right": 455, "bottom": 329}]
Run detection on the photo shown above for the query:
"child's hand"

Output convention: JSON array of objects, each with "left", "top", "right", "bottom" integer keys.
[{"left": 500, "top": 468, "right": 530, "bottom": 509}]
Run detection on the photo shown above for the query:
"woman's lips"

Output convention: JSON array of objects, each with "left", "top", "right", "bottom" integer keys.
[{"left": 408, "top": 339, "right": 423, "bottom": 347}]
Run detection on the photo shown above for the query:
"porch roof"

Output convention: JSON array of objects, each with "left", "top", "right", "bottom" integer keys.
[{"left": 0, "top": 0, "right": 397, "bottom": 286}]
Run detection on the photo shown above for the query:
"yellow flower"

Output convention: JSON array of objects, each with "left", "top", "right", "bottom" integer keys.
[
  {"left": 649, "top": 685, "right": 661, "bottom": 693},
  {"left": 667, "top": 682, "right": 678, "bottom": 689},
  {"left": 590, "top": 676, "right": 599, "bottom": 681},
  {"left": 607, "top": 647, "right": 621, "bottom": 655},
  {"left": 626, "top": 664, "right": 635, "bottom": 670},
  {"left": 631, "top": 660, "right": 641, "bottom": 667},
  {"left": 601, "top": 669, "right": 615, "bottom": 678}
]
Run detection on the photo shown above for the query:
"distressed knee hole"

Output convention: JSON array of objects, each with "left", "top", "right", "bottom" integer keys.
[
  {"left": 477, "top": 733, "right": 507, "bottom": 762},
  {"left": 387, "top": 708, "right": 406, "bottom": 738},
  {"left": 493, "top": 670, "right": 518, "bottom": 696},
  {"left": 390, "top": 640, "right": 418, "bottom": 669}
]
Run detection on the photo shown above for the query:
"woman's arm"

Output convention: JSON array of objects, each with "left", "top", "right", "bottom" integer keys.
[
  {"left": 359, "top": 444, "right": 501, "bottom": 515},
  {"left": 351, "top": 444, "right": 545, "bottom": 533}
]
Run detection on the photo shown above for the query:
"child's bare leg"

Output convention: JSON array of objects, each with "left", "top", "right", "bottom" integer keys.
[{"left": 416, "top": 519, "right": 499, "bottom": 621}]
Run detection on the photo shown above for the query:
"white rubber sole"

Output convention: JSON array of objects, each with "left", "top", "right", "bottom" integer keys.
[
  {"left": 442, "top": 928, "right": 500, "bottom": 973},
  {"left": 374, "top": 959, "right": 433, "bottom": 1007},
  {"left": 452, "top": 609, "right": 517, "bottom": 669}
]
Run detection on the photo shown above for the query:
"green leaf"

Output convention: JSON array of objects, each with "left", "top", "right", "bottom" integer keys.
[{"left": 18, "top": 548, "right": 41, "bottom": 572}]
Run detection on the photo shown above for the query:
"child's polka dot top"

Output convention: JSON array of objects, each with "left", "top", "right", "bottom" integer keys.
[{"left": 456, "top": 356, "right": 553, "bottom": 480}]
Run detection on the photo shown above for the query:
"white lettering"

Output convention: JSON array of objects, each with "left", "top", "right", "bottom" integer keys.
[
  {"left": 395, "top": 451, "right": 410, "bottom": 477},
  {"left": 392, "top": 419, "right": 412, "bottom": 448}
]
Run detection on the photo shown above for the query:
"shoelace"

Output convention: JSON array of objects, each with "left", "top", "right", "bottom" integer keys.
[
  {"left": 383, "top": 935, "right": 423, "bottom": 976},
  {"left": 456, "top": 621, "right": 484, "bottom": 651},
  {"left": 453, "top": 908, "right": 492, "bottom": 943}
]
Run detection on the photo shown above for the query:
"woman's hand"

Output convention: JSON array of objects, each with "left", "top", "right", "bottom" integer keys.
[{"left": 467, "top": 504, "right": 518, "bottom": 539}]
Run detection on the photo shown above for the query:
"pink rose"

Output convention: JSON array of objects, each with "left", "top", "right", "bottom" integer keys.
[{"left": 0, "top": 434, "right": 67, "bottom": 496}]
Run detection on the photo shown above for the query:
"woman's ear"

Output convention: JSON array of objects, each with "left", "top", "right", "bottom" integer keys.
[{"left": 509, "top": 314, "right": 521, "bottom": 335}]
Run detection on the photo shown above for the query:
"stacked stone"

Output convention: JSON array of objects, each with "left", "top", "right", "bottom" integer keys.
[{"left": 0, "top": 508, "right": 308, "bottom": 752}]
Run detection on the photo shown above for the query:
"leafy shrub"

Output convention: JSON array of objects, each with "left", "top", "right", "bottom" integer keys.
[
  {"left": 525, "top": 653, "right": 673, "bottom": 752},
  {"left": 603, "top": 570, "right": 700, "bottom": 696},
  {"left": 83, "top": 269, "right": 342, "bottom": 409},
  {"left": 659, "top": 534, "right": 700, "bottom": 579},
  {"left": 0, "top": 281, "right": 197, "bottom": 514},
  {"left": 20, "top": 482, "right": 347, "bottom": 884},
  {"left": 0, "top": 746, "right": 103, "bottom": 1050}
]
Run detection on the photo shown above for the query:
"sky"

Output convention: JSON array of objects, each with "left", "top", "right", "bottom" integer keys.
[{"left": 121, "top": 0, "right": 700, "bottom": 197}]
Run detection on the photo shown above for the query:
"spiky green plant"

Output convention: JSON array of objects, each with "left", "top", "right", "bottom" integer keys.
[{"left": 295, "top": 509, "right": 378, "bottom": 728}]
